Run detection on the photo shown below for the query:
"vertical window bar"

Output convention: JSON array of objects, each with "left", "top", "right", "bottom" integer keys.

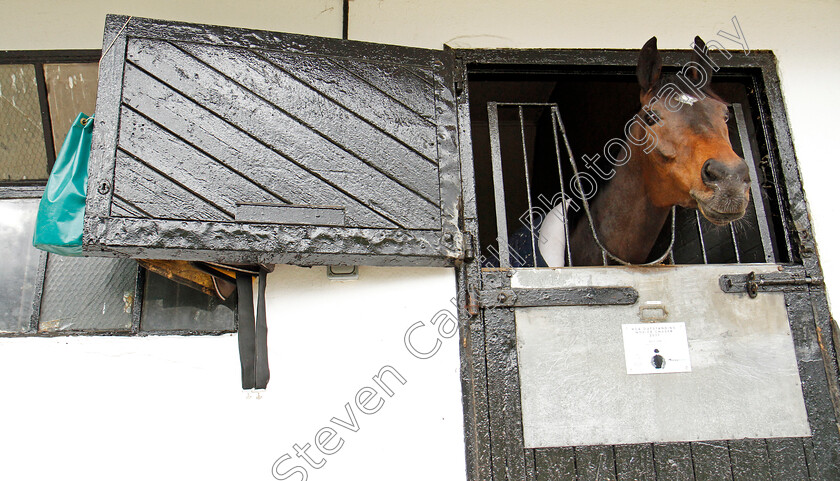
[
  {"left": 130, "top": 265, "right": 145, "bottom": 334},
  {"left": 33, "top": 62, "right": 56, "bottom": 174},
  {"left": 550, "top": 105, "right": 573, "bottom": 267},
  {"left": 487, "top": 102, "right": 511, "bottom": 268},
  {"left": 551, "top": 107, "right": 586, "bottom": 264},
  {"left": 518, "top": 106, "right": 537, "bottom": 267},
  {"left": 696, "top": 210, "right": 709, "bottom": 264},
  {"left": 28, "top": 251, "right": 48, "bottom": 332},
  {"left": 733, "top": 103, "right": 775, "bottom": 263},
  {"left": 730, "top": 224, "right": 742, "bottom": 263}
]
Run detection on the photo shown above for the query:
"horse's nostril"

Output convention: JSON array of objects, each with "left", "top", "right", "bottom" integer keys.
[
  {"left": 735, "top": 159, "right": 750, "bottom": 183},
  {"left": 701, "top": 159, "right": 722, "bottom": 184},
  {"left": 702, "top": 158, "right": 750, "bottom": 186}
]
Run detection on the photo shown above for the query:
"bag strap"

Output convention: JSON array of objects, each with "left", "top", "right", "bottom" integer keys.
[{"left": 236, "top": 268, "right": 270, "bottom": 389}]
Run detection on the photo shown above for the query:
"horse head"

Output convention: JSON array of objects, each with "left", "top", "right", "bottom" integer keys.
[{"left": 634, "top": 36, "right": 750, "bottom": 226}]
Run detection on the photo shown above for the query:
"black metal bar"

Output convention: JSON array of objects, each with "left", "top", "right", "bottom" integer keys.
[
  {"left": 549, "top": 105, "right": 572, "bottom": 266},
  {"left": 487, "top": 102, "right": 510, "bottom": 268},
  {"left": 518, "top": 106, "right": 537, "bottom": 266},
  {"left": 480, "top": 286, "right": 638, "bottom": 308},
  {"left": 33, "top": 62, "right": 56, "bottom": 173},
  {"left": 130, "top": 265, "right": 145, "bottom": 334},
  {"left": 733, "top": 103, "right": 774, "bottom": 263},
  {"left": 342, "top": 0, "right": 349, "bottom": 40},
  {"left": 719, "top": 269, "right": 820, "bottom": 296},
  {"left": 28, "top": 251, "right": 48, "bottom": 333},
  {"left": 0, "top": 50, "right": 100, "bottom": 64}
]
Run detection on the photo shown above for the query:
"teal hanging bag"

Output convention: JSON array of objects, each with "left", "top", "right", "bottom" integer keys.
[{"left": 33, "top": 113, "right": 94, "bottom": 256}]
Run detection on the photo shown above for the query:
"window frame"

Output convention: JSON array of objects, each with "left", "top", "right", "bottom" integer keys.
[
  {"left": 0, "top": 50, "right": 237, "bottom": 338},
  {"left": 0, "top": 49, "right": 101, "bottom": 180}
]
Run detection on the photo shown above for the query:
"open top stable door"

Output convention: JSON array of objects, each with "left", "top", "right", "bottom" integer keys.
[
  {"left": 84, "top": 15, "right": 463, "bottom": 266},
  {"left": 458, "top": 52, "right": 840, "bottom": 481}
]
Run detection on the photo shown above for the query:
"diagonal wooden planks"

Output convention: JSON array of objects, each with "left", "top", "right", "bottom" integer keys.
[
  {"left": 123, "top": 37, "right": 441, "bottom": 230},
  {"left": 255, "top": 48, "right": 438, "bottom": 160},
  {"left": 120, "top": 63, "right": 396, "bottom": 228},
  {"left": 175, "top": 40, "right": 441, "bottom": 202},
  {"left": 113, "top": 150, "right": 232, "bottom": 222}
]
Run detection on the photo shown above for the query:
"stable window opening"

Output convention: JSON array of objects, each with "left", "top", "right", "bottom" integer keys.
[{"left": 468, "top": 68, "right": 794, "bottom": 269}]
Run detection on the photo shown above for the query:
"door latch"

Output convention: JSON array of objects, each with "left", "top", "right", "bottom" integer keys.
[{"left": 719, "top": 271, "right": 824, "bottom": 298}]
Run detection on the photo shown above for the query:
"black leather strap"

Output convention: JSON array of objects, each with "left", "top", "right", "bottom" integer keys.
[
  {"left": 236, "top": 273, "right": 256, "bottom": 389},
  {"left": 236, "top": 270, "right": 271, "bottom": 390},
  {"left": 255, "top": 268, "right": 270, "bottom": 389}
]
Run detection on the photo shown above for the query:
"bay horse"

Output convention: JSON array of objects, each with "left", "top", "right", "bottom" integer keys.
[{"left": 561, "top": 36, "right": 750, "bottom": 266}]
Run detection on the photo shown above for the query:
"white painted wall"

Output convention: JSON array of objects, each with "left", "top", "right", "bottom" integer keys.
[
  {"left": 0, "top": 266, "right": 466, "bottom": 481},
  {"left": 2, "top": 1, "right": 839, "bottom": 480}
]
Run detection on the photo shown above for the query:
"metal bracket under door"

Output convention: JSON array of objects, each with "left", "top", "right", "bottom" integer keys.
[{"left": 719, "top": 270, "right": 824, "bottom": 298}]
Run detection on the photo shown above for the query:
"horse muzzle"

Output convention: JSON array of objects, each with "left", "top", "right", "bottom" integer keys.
[
  {"left": 696, "top": 200, "right": 748, "bottom": 225},
  {"left": 692, "top": 157, "right": 751, "bottom": 225}
]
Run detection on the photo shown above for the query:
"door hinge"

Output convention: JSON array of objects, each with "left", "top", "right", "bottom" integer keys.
[
  {"left": 478, "top": 286, "right": 638, "bottom": 309},
  {"left": 463, "top": 232, "right": 474, "bottom": 261},
  {"left": 720, "top": 271, "right": 824, "bottom": 298}
]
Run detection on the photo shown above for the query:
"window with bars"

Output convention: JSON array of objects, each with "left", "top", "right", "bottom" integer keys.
[
  {"left": 468, "top": 71, "right": 792, "bottom": 269},
  {"left": 0, "top": 51, "right": 235, "bottom": 336}
]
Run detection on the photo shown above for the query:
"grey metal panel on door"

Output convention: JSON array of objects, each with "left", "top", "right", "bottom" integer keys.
[
  {"left": 84, "top": 15, "right": 462, "bottom": 266},
  {"left": 513, "top": 265, "right": 810, "bottom": 447}
]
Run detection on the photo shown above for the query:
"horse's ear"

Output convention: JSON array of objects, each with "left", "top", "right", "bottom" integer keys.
[
  {"left": 637, "top": 36, "right": 662, "bottom": 93},
  {"left": 689, "top": 36, "right": 712, "bottom": 86}
]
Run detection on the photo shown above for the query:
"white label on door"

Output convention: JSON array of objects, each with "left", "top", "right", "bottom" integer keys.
[{"left": 622, "top": 322, "right": 691, "bottom": 374}]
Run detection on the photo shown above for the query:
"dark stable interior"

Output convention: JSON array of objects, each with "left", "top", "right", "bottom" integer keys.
[{"left": 467, "top": 68, "right": 789, "bottom": 267}]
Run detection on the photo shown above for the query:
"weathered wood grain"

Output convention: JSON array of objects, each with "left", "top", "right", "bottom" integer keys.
[
  {"left": 177, "top": 40, "right": 441, "bottom": 203},
  {"left": 766, "top": 438, "right": 808, "bottom": 481},
  {"left": 257, "top": 48, "right": 438, "bottom": 158},
  {"left": 121, "top": 63, "right": 396, "bottom": 228},
  {"left": 576, "top": 445, "right": 617, "bottom": 481},
  {"left": 654, "top": 443, "right": 695, "bottom": 481},
  {"left": 535, "top": 447, "right": 575, "bottom": 481},
  {"left": 615, "top": 443, "right": 655, "bottom": 481},
  {"left": 331, "top": 55, "right": 436, "bottom": 120},
  {"left": 729, "top": 439, "right": 771, "bottom": 481},
  {"left": 125, "top": 37, "right": 440, "bottom": 229},
  {"left": 691, "top": 441, "right": 733, "bottom": 481},
  {"left": 113, "top": 151, "right": 232, "bottom": 222},
  {"left": 118, "top": 107, "right": 279, "bottom": 215},
  {"left": 485, "top": 307, "right": 526, "bottom": 481}
]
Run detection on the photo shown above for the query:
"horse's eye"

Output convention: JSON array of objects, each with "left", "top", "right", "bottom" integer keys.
[
  {"left": 643, "top": 111, "right": 659, "bottom": 126},
  {"left": 723, "top": 110, "right": 730, "bottom": 122}
]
